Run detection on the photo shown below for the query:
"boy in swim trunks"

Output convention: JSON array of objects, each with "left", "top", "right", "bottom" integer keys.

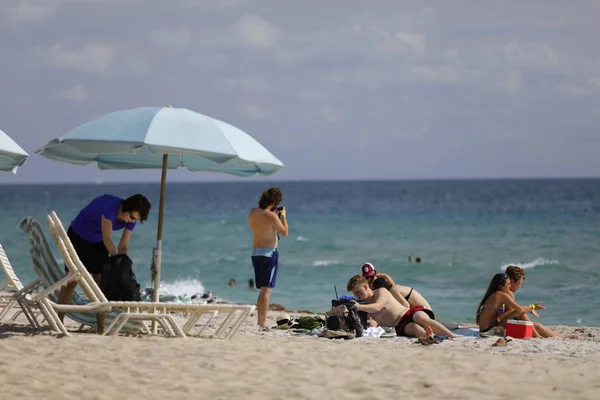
[
  {"left": 248, "top": 188, "right": 289, "bottom": 329},
  {"left": 347, "top": 275, "right": 457, "bottom": 338}
]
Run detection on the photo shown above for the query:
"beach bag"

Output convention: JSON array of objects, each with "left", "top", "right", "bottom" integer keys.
[
  {"left": 331, "top": 299, "right": 368, "bottom": 328},
  {"left": 100, "top": 254, "right": 141, "bottom": 302},
  {"left": 292, "top": 316, "right": 325, "bottom": 330},
  {"left": 320, "top": 305, "right": 362, "bottom": 340}
]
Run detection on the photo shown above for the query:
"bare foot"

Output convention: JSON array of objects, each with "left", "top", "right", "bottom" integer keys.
[
  {"left": 562, "top": 334, "right": 578, "bottom": 340},
  {"left": 425, "top": 326, "right": 433, "bottom": 338},
  {"left": 492, "top": 338, "right": 512, "bottom": 347},
  {"left": 415, "top": 327, "right": 439, "bottom": 346}
]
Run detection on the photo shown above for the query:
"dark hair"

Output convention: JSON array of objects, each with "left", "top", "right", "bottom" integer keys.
[
  {"left": 121, "top": 194, "right": 151, "bottom": 222},
  {"left": 258, "top": 187, "right": 283, "bottom": 209},
  {"left": 476, "top": 273, "right": 508, "bottom": 323},
  {"left": 372, "top": 277, "right": 392, "bottom": 291},
  {"left": 506, "top": 265, "right": 525, "bottom": 282}
]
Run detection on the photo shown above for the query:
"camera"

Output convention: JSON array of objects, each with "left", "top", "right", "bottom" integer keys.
[{"left": 277, "top": 206, "right": 284, "bottom": 211}]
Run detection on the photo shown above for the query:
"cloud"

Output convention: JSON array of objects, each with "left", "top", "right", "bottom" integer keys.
[
  {"left": 558, "top": 82, "right": 590, "bottom": 95},
  {"left": 234, "top": 13, "right": 279, "bottom": 49},
  {"left": 318, "top": 105, "right": 342, "bottom": 123},
  {"left": 149, "top": 28, "right": 194, "bottom": 50},
  {"left": 1, "top": 0, "right": 57, "bottom": 25},
  {"left": 378, "top": 32, "right": 427, "bottom": 54},
  {"left": 557, "top": 76, "right": 600, "bottom": 95},
  {"left": 215, "top": 77, "right": 275, "bottom": 93},
  {"left": 185, "top": 0, "right": 244, "bottom": 8},
  {"left": 295, "top": 88, "right": 330, "bottom": 101},
  {"left": 57, "top": 85, "right": 88, "bottom": 102},
  {"left": 494, "top": 69, "right": 522, "bottom": 94},
  {"left": 243, "top": 103, "right": 272, "bottom": 119},
  {"left": 35, "top": 43, "right": 116, "bottom": 74},
  {"left": 502, "top": 42, "right": 559, "bottom": 68},
  {"left": 412, "top": 65, "right": 459, "bottom": 84}
]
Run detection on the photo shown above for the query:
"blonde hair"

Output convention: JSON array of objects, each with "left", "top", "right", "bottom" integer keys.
[{"left": 347, "top": 274, "right": 368, "bottom": 292}]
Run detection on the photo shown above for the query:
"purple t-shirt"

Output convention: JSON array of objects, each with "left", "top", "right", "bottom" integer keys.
[{"left": 70, "top": 194, "right": 136, "bottom": 243}]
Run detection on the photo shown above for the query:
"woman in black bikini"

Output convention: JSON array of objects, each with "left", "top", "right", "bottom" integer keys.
[
  {"left": 361, "top": 262, "right": 432, "bottom": 309},
  {"left": 476, "top": 273, "right": 544, "bottom": 337}
]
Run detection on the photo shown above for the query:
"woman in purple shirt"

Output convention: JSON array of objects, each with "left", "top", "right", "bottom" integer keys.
[{"left": 57, "top": 194, "right": 151, "bottom": 334}]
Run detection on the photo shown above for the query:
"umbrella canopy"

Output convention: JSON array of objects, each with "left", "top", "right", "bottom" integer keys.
[
  {"left": 37, "top": 106, "right": 282, "bottom": 176},
  {"left": 0, "top": 128, "right": 28, "bottom": 172},
  {"left": 37, "top": 106, "right": 283, "bottom": 332}
]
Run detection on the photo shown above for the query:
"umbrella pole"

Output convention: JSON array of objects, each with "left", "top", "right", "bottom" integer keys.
[{"left": 151, "top": 154, "right": 168, "bottom": 334}]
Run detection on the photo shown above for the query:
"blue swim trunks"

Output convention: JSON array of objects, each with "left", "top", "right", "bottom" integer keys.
[{"left": 251, "top": 248, "right": 279, "bottom": 289}]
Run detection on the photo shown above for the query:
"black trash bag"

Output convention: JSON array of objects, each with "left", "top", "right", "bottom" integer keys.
[{"left": 100, "top": 254, "right": 141, "bottom": 301}]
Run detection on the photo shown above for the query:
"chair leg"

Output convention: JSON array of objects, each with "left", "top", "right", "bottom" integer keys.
[
  {"left": 157, "top": 318, "right": 174, "bottom": 337},
  {"left": 40, "top": 299, "right": 70, "bottom": 336},
  {"left": 214, "top": 310, "right": 237, "bottom": 339},
  {"left": 183, "top": 315, "right": 201, "bottom": 335},
  {"left": 114, "top": 316, "right": 132, "bottom": 336},
  {"left": 164, "top": 315, "right": 186, "bottom": 338},
  {"left": 104, "top": 314, "right": 124, "bottom": 336},
  {"left": 8, "top": 309, "right": 22, "bottom": 322},
  {"left": 225, "top": 310, "right": 247, "bottom": 339},
  {"left": 188, "top": 311, "right": 220, "bottom": 337},
  {"left": 16, "top": 301, "right": 39, "bottom": 329},
  {"left": 139, "top": 324, "right": 151, "bottom": 334},
  {"left": 0, "top": 300, "right": 14, "bottom": 320}
]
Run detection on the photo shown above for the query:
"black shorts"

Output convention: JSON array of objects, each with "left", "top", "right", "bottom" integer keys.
[
  {"left": 66, "top": 226, "right": 109, "bottom": 275},
  {"left": 251, "top": 249, "right": 279, "bottom": 289}
]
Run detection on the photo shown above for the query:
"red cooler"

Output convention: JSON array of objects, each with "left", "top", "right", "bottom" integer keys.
[{"left": 505, "top": 319, "right": 534, "bottom": 339}]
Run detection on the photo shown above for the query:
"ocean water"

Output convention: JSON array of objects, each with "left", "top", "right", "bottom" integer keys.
[{"left": 1, "top": 179, "right": 599, "bottom": 327}]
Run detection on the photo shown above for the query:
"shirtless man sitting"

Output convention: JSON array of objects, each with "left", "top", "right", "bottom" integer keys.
[{"left": 347, "top": 275, "right": 457, "bottom": 338}]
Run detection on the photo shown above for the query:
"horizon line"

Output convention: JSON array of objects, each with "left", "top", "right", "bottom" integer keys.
[{"left": 2, "top": 176, "right": 600, "bottom": 186}]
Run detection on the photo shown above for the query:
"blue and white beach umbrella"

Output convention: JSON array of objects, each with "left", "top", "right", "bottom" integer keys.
[
  {"left": 37, "top": 106, "right": 284, "bottom": 322},
  {"left": 0, "top": 128, "right": 28, "bottom": 173}
]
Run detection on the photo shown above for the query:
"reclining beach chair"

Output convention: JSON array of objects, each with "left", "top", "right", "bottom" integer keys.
[
  {"left": 44, "top": 212, "right": 255, "bottom": 338},
  {"left": 0, "top": 244, "right": 46, "bottom": 326},
  {"left": 19, "top": 217, "right": 147, "bottom": 334}
]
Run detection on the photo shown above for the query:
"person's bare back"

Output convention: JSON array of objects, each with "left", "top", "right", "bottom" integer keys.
[
  {"left": 247, "top": 187, "right": 289, "bottom": 329},
  {"left": 248, "top": 208, "right": 280, "bottom": 248}
]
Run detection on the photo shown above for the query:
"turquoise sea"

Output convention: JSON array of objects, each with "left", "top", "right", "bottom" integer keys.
[{"left": 1, "top": 179, "right": 599, "bottom": 326}]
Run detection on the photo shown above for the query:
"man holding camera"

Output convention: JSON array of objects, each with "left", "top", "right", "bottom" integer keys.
[{"left": 248, "top": 187, "right": 289, "bottom": 329}]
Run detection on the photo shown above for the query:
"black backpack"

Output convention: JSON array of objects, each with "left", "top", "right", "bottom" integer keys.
[{"left": 100, "top": 254, "right": 141, "bottom": 301}]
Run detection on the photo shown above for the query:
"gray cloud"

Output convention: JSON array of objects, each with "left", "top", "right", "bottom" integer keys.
[{"left": 0, "top": 0, "right": 599, "bottom": 184}]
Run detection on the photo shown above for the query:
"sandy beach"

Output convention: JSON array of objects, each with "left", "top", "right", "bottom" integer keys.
[{"left": 1, "top": 308, "right": 599, "bottom": 400}]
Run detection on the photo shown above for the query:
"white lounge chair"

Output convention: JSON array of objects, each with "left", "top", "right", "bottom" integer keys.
[
  {"left": 19, "top": 217, "right": 147, "bottom": 334},
  {"left": 45, "top": 211, "right": 255, "bottom": 338},
  {"left": 0, "top": 244, "right": 46, "bottom": 327}
]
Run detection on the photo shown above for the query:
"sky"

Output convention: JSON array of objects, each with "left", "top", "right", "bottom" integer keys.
[{"left": 1, "top": 0, "right": 600, "bottom": 184}]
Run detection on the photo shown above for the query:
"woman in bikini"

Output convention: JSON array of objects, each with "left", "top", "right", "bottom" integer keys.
[
  {"left": 476, "top": 272, "right": 544, "bottom": 337},
  {"left": 361, "top": 262, "right": 432, "bottom": 309}
]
